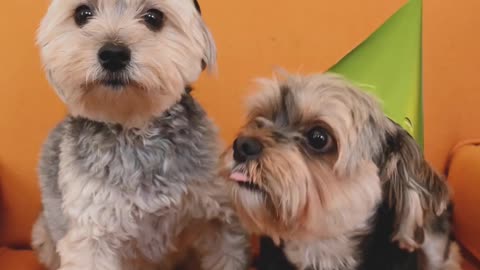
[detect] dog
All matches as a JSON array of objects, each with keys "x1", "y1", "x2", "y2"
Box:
[
  {"x1": 221, "y1": 72, "x2": 462, "y2": 270},
  {"x1": 31, "y1": 0, "x2": 249, "y2": 269}
]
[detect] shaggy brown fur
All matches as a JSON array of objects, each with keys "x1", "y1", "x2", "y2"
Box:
[{"x1": 222, "y1": 72, "x2": 461, "y2": 270}]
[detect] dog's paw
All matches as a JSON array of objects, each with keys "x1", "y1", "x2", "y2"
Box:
[
  {"x1": 393, "y1": 237, "x2": 420, "y2": 253},
  {"x1": 392, "y1": 225, "x2": 424, "y2": 253}
]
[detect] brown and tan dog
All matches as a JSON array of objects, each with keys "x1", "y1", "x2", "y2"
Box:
[{"x1": 222, "y1": 72, "x2": 462, "y2": 270}]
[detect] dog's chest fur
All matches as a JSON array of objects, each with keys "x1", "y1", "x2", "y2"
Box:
[
  {"x1": 256, "y1": 203, "x2": 419, "y2": 270},
  {"x1": 40, "y1": 94, "x2": 226, "y2": 262}
]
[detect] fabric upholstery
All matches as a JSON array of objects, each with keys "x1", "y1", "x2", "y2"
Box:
[
  {"x1": 448, "y1": 142, "x2": 480, "y2": 265},
  {"x1": 0, "y1": 248, "x2": 44, "y2": 270}
]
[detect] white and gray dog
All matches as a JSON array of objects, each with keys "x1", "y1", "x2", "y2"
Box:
[
  {"x1": 222, "y1": 73, "x2": 462, "y2": 270},
  {"x1": 31, "y1": 0, "x2": 249, "y2": 269}
]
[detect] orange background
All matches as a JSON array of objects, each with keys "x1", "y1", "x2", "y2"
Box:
[
  {"x1": 423, "y1": 0, "x2": 480, "y2": 172},
  {"x1": 194, "y1": 0, "x2": 406, "y2": 143},
  {"x1": 0, "y1": 1, "x2": 64, "y2": 247},
  {"x1": 0, "y1": 0, "x2": 479, "y2": 252},
  {"x1": 0, "y1": 0, "x2": 405, "y2": 247}
]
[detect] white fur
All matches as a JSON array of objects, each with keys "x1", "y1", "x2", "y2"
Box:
[
  {"x1": 392, "y1": 189, "x2": 424, "y2": 252},
  {"x1": 33, "y1": 1, "x2": 248, "y2": 269},
  {"x1": 422, "y1": 233, "x2": 462, "y2": 270},
  {"x1": 37, "y1": 0, "x2": 216, "y2": 128}
]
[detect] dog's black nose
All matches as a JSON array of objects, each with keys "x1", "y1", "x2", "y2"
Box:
[
  {"x1": 98, "y1": 43, "x2": 131, "y2": 72},
  {"x1": 233, "y1": 137, "x2": 263, "y2": 162}
]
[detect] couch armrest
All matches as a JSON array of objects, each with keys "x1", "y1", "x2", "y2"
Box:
[{"x1": 447, "y1": 142, "x2": 480, "y2": 263}]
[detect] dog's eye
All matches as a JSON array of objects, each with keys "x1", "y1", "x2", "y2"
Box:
[
  {"x1": 306, "y1": 127, "x2": 334, "y2": 153},
  {"x1": 143, "y1": 9, "x2": 165, "y2": 31},
  {"x1": 74, "y1": 5, "x2": 94, "y2": 27}
]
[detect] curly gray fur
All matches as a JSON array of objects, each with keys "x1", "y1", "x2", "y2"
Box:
[{"x1": 33, "y1": 94, "x2": 249, "y2": 270}]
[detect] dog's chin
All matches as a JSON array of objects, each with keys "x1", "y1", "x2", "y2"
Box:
[
  {"x1": 231, "y1": 178, "x2": 302, "y2": 242},
  {"x1": 101, "y1": 79, "x2": 129, "y2": 90},
  {"x1": 229, "y1": 168, "x2": 286, "y2": 234},
  {"x1": 81, "y1": 80, "x2": 131, "y2": 92},
  {"x1": 231, "y1": 184, "x2": 274, "y2": 234},
  {"x1": 65, "y1": 76, "x2": 181, "y2": 128},
  {"x1": 96, "y1": 76, "x2": 142, "y2": 91},
  {"x1": 80, "y1": 72, "x2": 140, "y2": 91}
]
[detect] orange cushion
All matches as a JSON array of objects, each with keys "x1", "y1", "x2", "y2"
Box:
[
  {"x1": 462, "y1": 247, "x2": 480, "y2": 270},
  {"x1": 448, "y1": 142, "x2": 480, "y2": 262},
  {"x1": 464, "y1": 259, "x2": 477, "y2": 270},
  {"x1": 0, "y1": 247, "x2": 44, "y2": 270}
]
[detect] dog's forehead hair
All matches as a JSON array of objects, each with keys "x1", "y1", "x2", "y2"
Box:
[
  {"x1": 85, "y1": 0, "x2": 144, "y2": 8},
  {"x1": 246, "y1": 83, "x2": 299, "y2": 127},
  {"x1": 276, "y1": 85, "x2": 297, "y2": 126},
  {"x1": 80, "y1": 0, "x2": 199, "y2": 12},
  {"x1": 250, "y1": 75, "x2": 376, "y2": 126}
]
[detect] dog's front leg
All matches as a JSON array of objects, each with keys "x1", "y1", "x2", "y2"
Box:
[{"x1": 57, "y1": 224, "x2": 123, "y2": 270}]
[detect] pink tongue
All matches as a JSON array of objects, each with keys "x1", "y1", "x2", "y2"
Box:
[{"x1": 229, "y1": 172, "x2": 249, "y2": 182}]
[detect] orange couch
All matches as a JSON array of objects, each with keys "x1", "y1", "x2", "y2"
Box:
[{"x1": 447, "y1": 143, "x2": 480, "y2": 270}]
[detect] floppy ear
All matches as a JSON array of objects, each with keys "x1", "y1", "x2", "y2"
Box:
[
  {"x1": 192, "y1": 0, "x2": 216, "y2": 72},
  {"x1": 193, "y1": 0, "x2": 202, "y2": 14},
  {"x1": 199, "y1": 22, "x2": 216, "y2": 72},
  {"x1": 377, "y1": 120, "x2": 450, "y2": 249}
]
